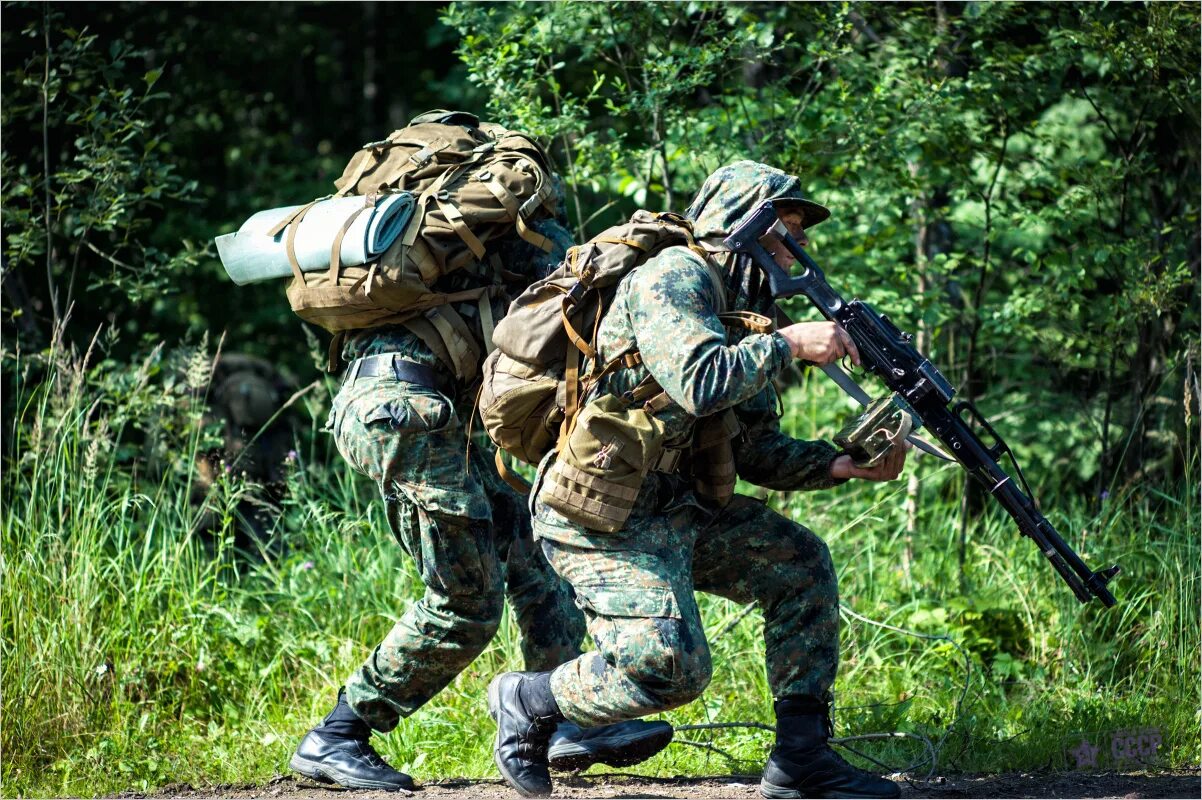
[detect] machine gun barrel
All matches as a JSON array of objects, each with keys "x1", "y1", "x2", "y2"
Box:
[{"x1": 723, "y1": 201, "x2": 1120, "y2": 607}]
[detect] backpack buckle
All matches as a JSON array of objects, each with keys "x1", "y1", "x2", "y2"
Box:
[
  {"x1": 564, "y1": 282, "x2": 587, "y2": 309},
  {"x1": 519, "y1": 181, "x2": 553, "y2": 218},
  {"x1": 409, "y1": 145, "x2": 436, "y2": 166},
  {"x1": 652, "y1": 447, "x2": 682, "y2": 473}
]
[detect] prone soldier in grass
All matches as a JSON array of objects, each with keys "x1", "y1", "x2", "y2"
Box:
[
  {"x1": 488, "y1": 161, "x2": 908, "y2": 799},
  {"x1": 190, "y1": 353, "x2": 296, "y2": 553},
  {"x1": 288, "y1": 112, "x2": 672, "y2": 792}
]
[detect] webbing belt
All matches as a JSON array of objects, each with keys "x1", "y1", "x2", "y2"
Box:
[{"x1": 344, "y1": 353, "x2": 452, "y2": 395}]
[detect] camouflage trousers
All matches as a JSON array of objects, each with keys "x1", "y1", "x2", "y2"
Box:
[
  {"x1": 329, "y1": 372, "x2": 586, "y2": 732},
  {"x1": 535, "y1": 495, "x2": 839, "y2": 728}
]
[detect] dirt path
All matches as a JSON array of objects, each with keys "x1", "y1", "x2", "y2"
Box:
[{"x1": 135, "y1": 770, "x2": 1199, "y2": 799}]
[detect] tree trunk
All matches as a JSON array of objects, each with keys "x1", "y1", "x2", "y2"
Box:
[{"x1": 362, "y1": 1, "x2": 381, "y2": 138}]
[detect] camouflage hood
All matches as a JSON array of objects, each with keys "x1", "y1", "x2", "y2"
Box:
[
  {"x1": 683, "y1": 161, "x2": 829, "y2": 313},
  {"x1": 684, "y1": 160, "x2": 829, "y2": 247}
]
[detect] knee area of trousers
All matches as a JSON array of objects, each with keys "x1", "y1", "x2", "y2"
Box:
[
  {"x1": 670, "y1": 639, "x2": 713, "y2": 702},
  {"x1": 811, "y1": 538, "x2": 837, "y2": 586},
  {"x1": 441, "y1": 585, "x2": 504, "y2": 639},
  {"x1": 778, "y1": 529, "x2": 837, "y2": 589},
  {"x1": 449, "y1": 605, "x2": 502, "y2": 649},
  {"x1": 617, "y1": 618, "x2": 712, "y2": 706}
]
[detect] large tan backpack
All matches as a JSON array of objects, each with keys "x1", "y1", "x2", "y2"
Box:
[
  {"x1": 478, "y1": 211, "x2": 727, "y2": 482},
  {"x1": 282, "y1": 110, "x2": 559, "y2": 378}
]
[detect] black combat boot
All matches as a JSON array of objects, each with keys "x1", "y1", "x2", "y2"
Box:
[
  {"x1": 289, "y1": 688, "x2": 415, "y2": 792},
  {"x1": 547, "y1": 719, "x2": 675, "y2": 772},
  {"x1": 488, "y1": 671, "x2": 564, "y2": 797},
  {"x1": 760, "y1": 696, "x2": 900, "y2": 799}
]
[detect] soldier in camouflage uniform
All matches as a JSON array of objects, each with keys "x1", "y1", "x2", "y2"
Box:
[
  {"x1": 489, "y1": 162, "x2": 907, "y2": 799},
  {"x1": 191, "y1": 353, "x2": 295, "y2": 554},
  {"x1": 290, "y1": 205, "x2": 673, "y2": 792}
]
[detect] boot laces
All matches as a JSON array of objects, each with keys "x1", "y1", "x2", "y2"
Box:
[
  {"x1": 353, "y1": 740, "x2": 393, "y2": 770},
  {"x1": 517, "y1": 715, "x2": 558, "y2": 760}
]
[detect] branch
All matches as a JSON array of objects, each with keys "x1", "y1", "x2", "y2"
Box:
[
  {"x1": 581, "y1": 200, "x2": 619, "y2": 231},
  {"x1": 670, "y1": 738, "x2": 738, "y2": 761},
  {"x1": 42, "y1": 5, "x2": 59, "y2": 326},
  {"x1": 848, "y1": 10, "x2": 883, "y2": 44},
  {"x1": 84, "y1": 239, "x2": 137, "y2": 272},
  {"x1": 224, "y1": 377, "x2": 322, "y2": 476},
  {"x1": 1080, "y1": 84, "x2": 1127, "y2": 161},
  {"x1": 65, "y1": 225, "x2": 91, "y2": 313}
]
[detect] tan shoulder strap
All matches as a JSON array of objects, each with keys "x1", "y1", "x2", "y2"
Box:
[
  {"x1": 495, "y1": 449, "x2": 533, "y2": 494},
  {"x1": 666, "y1": 237, "x2": 730, "y2": 317},
  {"x1": 717, "y1": 310, "x2": 775, "y2": 334},
  {"x1": 335, "y1": 148, "x2": 385, "y2": 197},
  {"x1": 424, "y1": 306, "x2": 481, "y2": 382},
  {"x1": 558, "y1": 342, "x2": 582, "y2": 449}
]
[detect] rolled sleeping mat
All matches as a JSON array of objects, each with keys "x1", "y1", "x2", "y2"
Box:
[{"x1": 214, "y1": 192, "x2": 416, "y2": 285}]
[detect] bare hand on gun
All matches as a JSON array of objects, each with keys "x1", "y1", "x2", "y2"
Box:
[
  {"x1": 829, "y1": 441, "x2": 910, "y2": 481},
  {"x1": 777, "y1": 321, "x2": 861, "y2": 367}
]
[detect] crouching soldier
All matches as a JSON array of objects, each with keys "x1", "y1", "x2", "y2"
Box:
[{"x1": 489, "y1": 162, "x2": 907, "y2": 799}]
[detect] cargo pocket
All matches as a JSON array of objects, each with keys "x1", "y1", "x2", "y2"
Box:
[
  {"x1": 540, "y1": 394, "x2": 667, "y2": 533},
  {"x1": 333, "y1": 381, "x2": 457, "y2": 484},
  {"x1": 576, "y1": 585, "x2": 689, "y2": 694},
  {"x1": 579, "y1": 585, "x2": 681, "y2": 619},
  {"x1": 387, "y1": 498, "x2": 491, "y2": 598},
  {"x1": 361, "y1": 387, "x2": 455, "y2": 434}
]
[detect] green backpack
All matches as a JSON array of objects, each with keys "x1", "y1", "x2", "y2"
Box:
[{"x1": 284, "y1": 110, "x2": 558, "y2": 378}]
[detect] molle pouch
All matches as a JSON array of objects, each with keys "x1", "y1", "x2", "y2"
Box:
[
  {"x1": 834, "y1": 395, "x2": 914, "y2": 468},
  {"x1": 540, "y1": 394, "x2": 667, "y2": 533},
  {"x1": 690, "y1": 409, "x2": 742, "y2": 507}
]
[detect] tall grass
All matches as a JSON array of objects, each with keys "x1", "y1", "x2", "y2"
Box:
[{"x1": 2, "y1": 339, "x2": 1198, "y2": 797}]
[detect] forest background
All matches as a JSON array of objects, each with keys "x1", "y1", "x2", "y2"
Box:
[{"x1": 1, "y1": 1, "x2": 1199, "y2": 797}]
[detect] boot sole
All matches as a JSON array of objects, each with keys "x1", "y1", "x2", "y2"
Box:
[
  {"x1": 547, "y1": 723, "x2": 675, "y2": 772},
  {"x1": 288, "y1": 754, "x2": 414, "y2": 792},
  {"x1": 760, "y1": 778, "x2": 899, "y2": 799},
  {"x1": 488, "y1": 676, "x2": 552, "y2": 799}
]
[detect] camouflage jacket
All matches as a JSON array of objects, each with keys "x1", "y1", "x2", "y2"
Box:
[{"x1": 549, "y1": 162, "x2": 843, "y2": 525}]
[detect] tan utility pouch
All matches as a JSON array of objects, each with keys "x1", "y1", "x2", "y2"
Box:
[
  {"x1": 541, "y1": 394, "x2": 668, "y2": 533},
  {"x1": 478, "y1": 350, "x2": 564, "y2": 465}
]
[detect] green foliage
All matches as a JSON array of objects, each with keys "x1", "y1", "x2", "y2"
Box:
[
  {"x1": 1, "y1": 342, "x2": 1197, "y2": 796},
  {"x1": 1, "y1": 1, "x2": 466, "y2": 358},
  {"x1": 443, "y1": 0, "x2": 1199, "y2": 492},
  {"x1": 1, "y1": 7, "x2": 204, "y2": 311},
  {"x1": 1, "y1": 1, "x2": 1199, "y2": 795}
]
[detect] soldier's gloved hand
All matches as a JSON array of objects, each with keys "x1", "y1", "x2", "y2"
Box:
[
  {"x1": 830, "y1": 441, "x2": 910, "y2": 481},
  {"x1": 777, "y1": 321, "x2": 860, "y2": 367}
]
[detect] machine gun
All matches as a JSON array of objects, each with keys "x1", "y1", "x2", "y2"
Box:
[{"x1": 724, "y1": 201, "x2": 1120, "y2": 607}]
